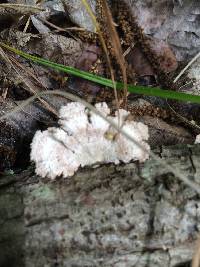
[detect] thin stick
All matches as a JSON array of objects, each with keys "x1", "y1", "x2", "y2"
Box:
[
  {"x1": 0, "y1": 3, "x2": 44, "y2": 12},
  {"x1": 81, "y1": 0, "x2": 120, "y2": 125},
  {"x1": 174, "y1": 51, "x2": 200, "y2": 83}
]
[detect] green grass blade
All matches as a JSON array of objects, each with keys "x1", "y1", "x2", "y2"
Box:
[{"x1": 1, "y1": 42, "x2": 200, "y2": 104}]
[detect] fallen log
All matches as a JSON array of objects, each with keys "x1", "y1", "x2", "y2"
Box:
[{"x1": 0, "y1": 144, "x2": 200, "y2": 267}]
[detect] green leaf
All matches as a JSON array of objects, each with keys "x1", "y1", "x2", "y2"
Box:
[{"x1": 1, "y1": 42, "x2": 200, "y2": 104}]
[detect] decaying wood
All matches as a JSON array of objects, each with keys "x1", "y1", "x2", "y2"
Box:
[{"x1": 1, "y1": 144, "x2": 200, "y2": 267}]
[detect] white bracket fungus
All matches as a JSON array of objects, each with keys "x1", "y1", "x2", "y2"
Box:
[
  {"x1": 31, "y1": 102, "x2": 150, "y2": 179},
  {"x1": 195, "y1": 134, "x2": 200, "y2": 144}
]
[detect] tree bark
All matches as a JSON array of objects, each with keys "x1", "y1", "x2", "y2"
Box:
[{"x1": 1, "y1": 144, "x2": 200, "y2": 267}]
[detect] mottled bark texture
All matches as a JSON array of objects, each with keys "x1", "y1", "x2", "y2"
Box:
[{"x1": 1, "y1": 144, "x2": 200, "y2": 267}]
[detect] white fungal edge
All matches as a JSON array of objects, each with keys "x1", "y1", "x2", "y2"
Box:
[
  {"x1": 30, "y1": 102, "x2": 150, "y2": 179},
  {"x1": 195, "y1": 134, "x2": 200, "y2": 144}
]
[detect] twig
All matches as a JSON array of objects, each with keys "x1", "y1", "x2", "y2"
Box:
[
  {"x1": 81, "y1": 0, "x2": 120, "y2": 125},
  {"x1": 174, "y1": 51, "x2": 200, "y2": 83},
  {"x1": 0, "y1": 3, "x2": 44, "y2": 12}
]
